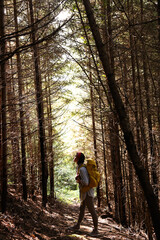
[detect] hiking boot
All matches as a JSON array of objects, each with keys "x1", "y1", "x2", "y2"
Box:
[
  {"x1": 89, "y1": 229, "x2": 99, "y2": 236},
  {"x1": 68, "y1": 224, "x2": 80, "y2": 231}
]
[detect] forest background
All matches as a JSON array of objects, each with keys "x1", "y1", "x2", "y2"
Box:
[{"x1": 0, "y1": 0, "x2": 160, "y2": 239}]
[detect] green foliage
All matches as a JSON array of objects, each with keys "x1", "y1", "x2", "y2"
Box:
[
  {"x1": 55, "y1": 156, "x2": 78, "y2": 192},
  {"x1": 56, "y1": 188, "x2": 79, "y2": 204},
  {"x1": 54, "y1": 155, "x2": 79, "y2": 203}
]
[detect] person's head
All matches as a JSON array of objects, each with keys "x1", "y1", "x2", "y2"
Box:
[{"x1": 74, "y1": 152, "x2": 85, "y2": 165}]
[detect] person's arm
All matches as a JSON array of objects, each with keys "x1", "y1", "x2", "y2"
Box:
[{"x1": 79, "y1": 167, "x2": 89, "y2": 186}]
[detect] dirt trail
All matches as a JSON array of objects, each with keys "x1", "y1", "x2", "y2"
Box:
[
  {"x1": 0, "y1": 190, "x2": 148, "y2": 240},
  {"x1": 63, "y1": 203, "x2": 148, "y2": 240}
]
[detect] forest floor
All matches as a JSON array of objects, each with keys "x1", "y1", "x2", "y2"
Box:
[{"x1": 0, "y1": 188, "x2": 149, "y2": 240}]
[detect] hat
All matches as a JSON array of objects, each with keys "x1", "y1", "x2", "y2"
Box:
[{"x1": 76, "y1": 152, "x2": 82, "y2": 159}]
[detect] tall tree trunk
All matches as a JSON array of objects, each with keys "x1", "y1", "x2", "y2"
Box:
[
  {"x1": 102, "y1": 0, "x2": 125, "y2": 216},
  {"x1": 89, "y1": 59, "x2": 101, "y2": 207},
  {"x1": 140, "y1": 0, "x2": 158, "y2": 197},
  {"x1": 25, "y1": 114, "x2": 35, "y2": 199},
  {"x1": 142, "y1": 50, "x2": 158, "y2": 194},
  {"x1": 13, "y1": 0, "x2": 27, "y2": 199},
  {"x1": 46, "y1": 75, "x2": 54, "y2": 198},
  {"x1": 119, "y1": 53, "x2": 137, "y2": 226},
  {"x1": 128, "y1": 160, "x2": 136, "y2": 224},
  {"x1": 109, "y1": 118, "x2": 118, "y2": 221},
  {"x1": 82, "y1": 1, "x2": 160, "y2": 238},
  {"x1": 158, "y1": 0, "x2": 160, "y2": 50},
  {"x1": 98, "y1": 81, "x2": 110, "y2": 208},
  {"x1": 7, "y1": 72, "x2": 21, "y2": 188},
  {"x1": 158, "y1": 0, "x2": 160, "y2": 105},
  {"x1": 134, "y1": 41, "x2": 149, "y2": 172},
  {"x1": 28, "y1": 0, "x2": 48, "y2": 207},
  {"x1": 0, "y1": 88, "x2": 1, "y2": 196},
  {"x1": 110, "y1": 117, "x2": 127, "y2": 226},
  {"x1": 129, "y1": 30, "x2": 141, "y2": 150},
  {"x1": 158, "y1": 0, "x2": 160, "y2": 201},
  {"x1": 0, "y1": 0, "x2": 7, "y2": 213}
]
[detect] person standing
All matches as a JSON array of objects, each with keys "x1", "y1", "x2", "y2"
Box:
[{"x1": 70, "y1": 152, "x2": 98, "y2": 236}]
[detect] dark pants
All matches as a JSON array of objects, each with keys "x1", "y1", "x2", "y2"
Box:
[{"x1": 77, "y1": 194, "x2": 98, "y2": 230}]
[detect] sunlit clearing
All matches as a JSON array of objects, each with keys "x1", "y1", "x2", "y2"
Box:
[{"x1": 57, "y1": 9, "x2": 71, "y2": 21}]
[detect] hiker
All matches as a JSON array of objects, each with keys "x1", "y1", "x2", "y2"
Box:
[{"x1": 70, "y1": 152, "x2": 98, "y2": 236}]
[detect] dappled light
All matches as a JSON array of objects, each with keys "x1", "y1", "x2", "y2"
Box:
[
  {"x1": 0, "y1": 0, "x2": 160, "y2": 239},
  {"x1": 0, "y1": 189, "x2": 148, "y2": 239}
]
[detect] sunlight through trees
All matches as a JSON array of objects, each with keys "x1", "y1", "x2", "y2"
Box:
[{"x1": 0, "y1": 0, "x2": 160, "y2": 239}]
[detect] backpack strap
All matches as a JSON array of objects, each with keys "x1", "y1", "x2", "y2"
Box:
[
  {"x1": 77, "y1": 164, "x2": 91, "y2": 193},
  {"x1": 77, "y1": 164, "x2": 86, "y2": 174}
]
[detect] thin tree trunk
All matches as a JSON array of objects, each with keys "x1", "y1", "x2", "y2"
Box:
[
  {"x1": 108, "y1": 118, "x2": 117, "y2": 219},
  {"x1": 109, "y1": 117, "x2": 127, "y2": 226},
  {"x1": 82, "y1": 1, "x2": 160, "y2": 238},
  {"x1": 28, "y1": 0, "x2": 48, "y2": 207},
  {"x1": 101, "y1": 0, "x2": 119, "y2": 212},
  {"x1": 98, "y1": 81, "x2": 110, "y2": 208},
  {"x1": 100, "y1": 108, "x2": 109, "y2": 208},
  {"x1": 103, "y1": 0, "x2": 127, "y2": 223},
  {"x1": 128, "y1": 160, "x2": 137, "y2": 225},
  {"x1": 0, "y1": 90, "x2": 1, "y2": 196},
  {"x1": 140, "y1": 0, "x2": 158, "y2": 197},
  {"x1": 0, "y1": 0, "x2": 7, "y2": 213},
  {"x1": 134, "y1": 41, "x2": 149, "y2": 178},
  {"x1": 89, "y1": 59, "x2": 101, "y2": 207},
  {"x1": 25, "y1": 115, "x2": 35, "y2": 199},
  {"x1": 13, "y1": 0, "x2": 27, "y2": 199},
  {"x1": 112, "y1": 118, "x2": 127, "y2": 226},
  {"x1": 142, "y1": 50, "x2": 158, "y2": 194},
  {"x1": 158, "y1": 0, "x2": 160, "y2": 128},
  {"x1": 46, "y1": 75, "x2": 54, "y2": 198},
  {"x1": 129, "y1": 33, "x2": 141, "y2": 149},
  {"x1": 7, "y1": 73, "x2": 21, "y2": 188},
  {"x1": 119, "y1": 52, "x2": 137, "y2": 226},
  {"x1": 7, "y1": 43, "x2": 18, "y2": 187}
]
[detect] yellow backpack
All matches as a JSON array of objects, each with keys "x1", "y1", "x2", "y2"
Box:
[{"x1": 79, "y1": 159, "x2": 100, "y2": 193}]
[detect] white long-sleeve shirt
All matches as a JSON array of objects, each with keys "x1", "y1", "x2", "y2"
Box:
[{"x1": 78, "y1": 165, "x2": 94, "y2": 201}]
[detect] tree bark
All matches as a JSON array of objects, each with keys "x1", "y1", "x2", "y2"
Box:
[
  {"x1": 0, "y1": 88, "x2": 1, "y2": 197},
  {"x1": 46, "y1": 75, "x2": 54, "y2": 198},
  {"x1": 13, "y1": 0, "x2": 27, "y2": 200},
  {"x1": 82, "y1": 0, "x2": 160, "y2": 238},
  {"x1": 109, "y1": 117, "x2": 127, "y2": 226},
  {"x1": 140, "y1": 0, "x2": 158, "y2": 196},
  {"x1": 0, "y1": 0, "x2": 7, "y2": 213},
  {"x1": 89, "y1": 60, "x2": 101, "y2": 207},
  {"x1": 158, "y1": 0, "x2": 160, "y2": 48},
  {"x1": 7, "y1": 69, "x2": 21, "y2": 188},
  {"x1": 28, "y1": 0, "x2": 48, "y2": 207}
]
